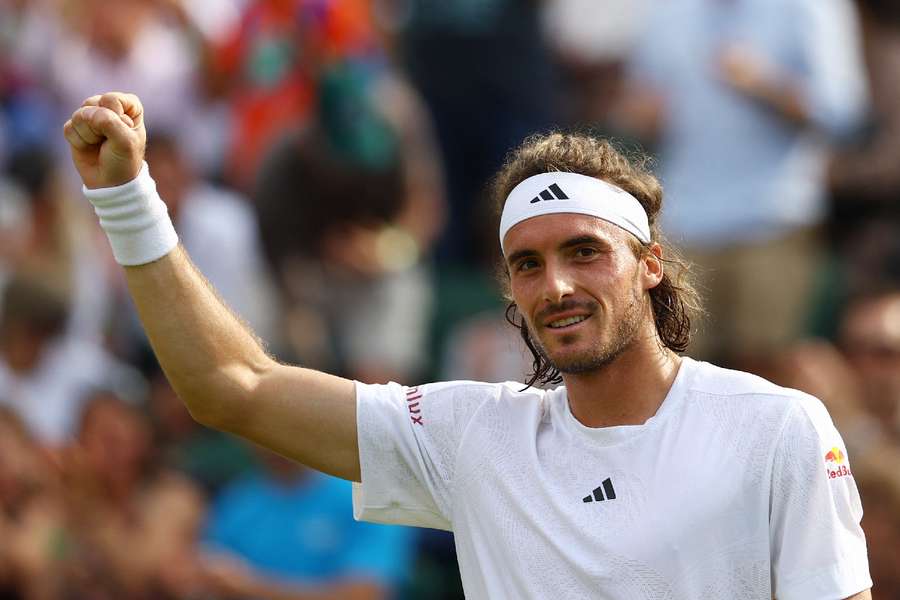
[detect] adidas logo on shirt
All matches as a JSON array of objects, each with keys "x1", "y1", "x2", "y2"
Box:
[
  {"x1": 530, "y1": 183, "x2": 570, "y2": 204},
  {"x1": 582, "y1": 478, "x2": 616, "y2": 503}
]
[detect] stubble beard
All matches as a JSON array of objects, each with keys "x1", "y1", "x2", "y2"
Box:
[{"x1": 536, "y1": 288, "x2": 645, "y2": 375}]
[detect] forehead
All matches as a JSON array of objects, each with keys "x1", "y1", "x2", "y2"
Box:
[{"x1": 502, "y1": 213, "x2": 629, "y2": 256}]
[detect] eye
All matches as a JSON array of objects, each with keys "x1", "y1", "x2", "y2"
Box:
[
  {"x1": 575, "y1": 246, "x2": 598, "y2": 258},
  {"x1": 516, "y1": 258, "x2": 539, "y2": 272}
]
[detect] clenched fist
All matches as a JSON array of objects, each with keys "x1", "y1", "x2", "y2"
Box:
[{"x1": 63, "y1": 92, "x2": 146, "y2": 189}]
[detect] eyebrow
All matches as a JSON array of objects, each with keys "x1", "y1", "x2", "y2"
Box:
[{"x1": 505, "y1": 234, "x2": 612, "y2": 266}]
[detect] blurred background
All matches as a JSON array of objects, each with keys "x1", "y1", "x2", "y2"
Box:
[{"x1": 1, "y1": 0, "x2": 899, "y2": 598}]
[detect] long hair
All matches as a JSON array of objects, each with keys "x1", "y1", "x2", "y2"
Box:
[{"x1": 491, "y1": 132, "x2": 703, "y2": 388}]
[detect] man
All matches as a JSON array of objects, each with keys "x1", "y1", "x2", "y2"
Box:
[{"x1": 63, "y1": 92, "x2": 872, "y2": 599}]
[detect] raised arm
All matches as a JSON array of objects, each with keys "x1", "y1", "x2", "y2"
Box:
[{"x1": 63, "y1": 92, "x2": 361, "y2": 481}]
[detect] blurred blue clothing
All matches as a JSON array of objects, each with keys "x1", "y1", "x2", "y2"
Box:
[
  {"x1": 629, "y1": 0, "x2": 868, "y2": 247},
  {"x1": 204, "y1": 470, "x2": 415, "y2": 589}
]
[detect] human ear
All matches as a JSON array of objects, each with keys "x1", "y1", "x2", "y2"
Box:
[{"x1": 642, "y1": 243, "x2": 664, "y2": 290}]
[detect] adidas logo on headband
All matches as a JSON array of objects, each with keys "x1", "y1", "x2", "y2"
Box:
[
  {"x1": 530, "y1": 183, "x2": 570, "y2": 204},
  {"x1": 500, "y1": 172, "x2": 652, "y2": 251}
]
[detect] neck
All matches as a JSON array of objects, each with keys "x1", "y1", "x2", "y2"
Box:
[{"x1": 562, "y1": 330, "x2": 682, "y2": 428}]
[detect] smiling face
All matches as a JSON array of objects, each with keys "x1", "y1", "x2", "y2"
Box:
[{"x1": 504, "y1": 214, "x2": 661, "y2": 375}]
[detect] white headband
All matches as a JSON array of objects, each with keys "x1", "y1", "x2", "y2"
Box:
[{"x1": 499, "y1": 172, "x2": 651, "y2": 253}]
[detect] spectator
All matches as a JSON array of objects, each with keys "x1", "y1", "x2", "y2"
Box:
[
  {"x1": 618, "y1": 0, "x2": 869, "y2": 365},
  {"x1": 255, "y1": 60, "x2": 443, "y2": 383},
  {"x1": 202, "y1": 450, "x2": 414, "y2": 599},
  {"x1": 63, "y1": 390, "x2": 206, "y2": 599},
  {"x1": 0, "y1": 272, "x2": 144, "y2": 448},
  {"x1": 541, "y1": 0, "x2": 652, "y2": 125},
  {"x1": 205, "y1": 0, "x2": 382, "y2": 189}
]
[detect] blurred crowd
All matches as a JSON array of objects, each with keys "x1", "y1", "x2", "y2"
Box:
[{"x1": 1, "y1": 0, "x2": 899, "y2": 598}]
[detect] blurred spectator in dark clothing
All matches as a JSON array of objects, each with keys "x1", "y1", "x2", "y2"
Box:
[
  {"x1": 202, "y1": 451, "x2": 414, "y2": 600},
  {"x1": 255, "y1": 59, "x2": 443, "y2": 383},
  {"x1": 0, "y1": 272, "x2": 143, "y2": 449},
  {"x1": 618, "y1": 0, "x2": 869, "y2": 366},
  {"x1": 830, "y1": 0, "x2": 900, "y2": 207},
  {"x1": 827, "y1": 0, "x2": 900, "y2": 315},
  {"x1": 386, "y1": 0, "x2": 560, "y2": 266}
]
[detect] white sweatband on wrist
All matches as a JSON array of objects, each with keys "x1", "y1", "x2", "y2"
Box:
[
  {"x1": 83, "y1": 161, "x2": 179, "y2": 266},
  {"x1": 499, "y1": 172, "x2": 651, "y2": 253}
]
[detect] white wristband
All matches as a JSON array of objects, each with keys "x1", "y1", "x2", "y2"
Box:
[{"x1": 83, "y1": 162, "x2": 179, "y2": 266}]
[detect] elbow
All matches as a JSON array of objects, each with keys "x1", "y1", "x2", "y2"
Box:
[{"x1": 178, "y1": 358, "x2": 275, "y2": 432}]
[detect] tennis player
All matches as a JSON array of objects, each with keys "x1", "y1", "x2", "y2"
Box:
[{"x1": 64, "y1": 92, "x2": 872, "y2": 599}]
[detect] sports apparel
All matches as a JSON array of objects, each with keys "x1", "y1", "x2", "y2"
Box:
[
  {"x1": 499, "y1": 172, "x2": 651, "y2": 250},
  {"x1": 82, "y1": 162, "x2": 178, "y2": 266},
  {"x1": 353, "y1": 357, "x2": 871, "y2": 599}
]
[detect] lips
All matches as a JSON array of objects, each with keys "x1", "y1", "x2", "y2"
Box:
[
  {"x1": 547, "y1": 314, "x2": 589, "y2": 329},
  {"x1": 542, "y1": 309, "x2": 593, "y2": 330}
]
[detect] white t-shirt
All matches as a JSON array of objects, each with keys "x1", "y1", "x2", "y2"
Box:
[{"x1": 353, "y1": 358, "x2": 871, "y2": 599}]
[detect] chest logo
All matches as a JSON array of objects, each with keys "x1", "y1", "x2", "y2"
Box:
[{"x1": 582, "y1": 478, "x2": 616, "y2": 503}]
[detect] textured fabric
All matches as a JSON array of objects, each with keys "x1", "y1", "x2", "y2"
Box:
[
  {"x1": 353, "y1": 358, "x2": 871, "y2": 599},
  {"x1": 83, "y1": 162, "x2": 179, "y2": 266}
]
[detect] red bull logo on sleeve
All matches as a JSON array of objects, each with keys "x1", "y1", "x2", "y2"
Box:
[{"x1": 824, "y1": 446, "x2": 852, "y2": 479}]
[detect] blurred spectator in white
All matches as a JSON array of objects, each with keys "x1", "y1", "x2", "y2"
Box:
[
  {"x1": 47, "y1": 0, "x2": 204, "y2": 168},
  {"x1": 541, "y1": 0, "x2": 652, "y2": 124},
  {"x1": 145, "y1": 130, "x2": 282, "y2": 348},
  {"x1": 0, "y1": 272, "x2": 144, "y2": 449},
  {"x1": 618, "y1": 0, "x2": 869, "y2": 364},
  {"x1": 201, "y1": 451, "x2": 414, "y2": 600}
]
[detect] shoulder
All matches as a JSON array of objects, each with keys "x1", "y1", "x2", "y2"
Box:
[{"x1": 685, "y1": 358, "x2": 829, "y2": 430}]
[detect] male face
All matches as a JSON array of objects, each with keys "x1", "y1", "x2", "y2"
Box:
[{"x1": 504, "y1": 213, "x2": 655, "y2": 375}]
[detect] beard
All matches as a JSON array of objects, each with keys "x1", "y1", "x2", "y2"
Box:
[{"x1": 533, "y1": 288, "x2": 645, "y2": 375}]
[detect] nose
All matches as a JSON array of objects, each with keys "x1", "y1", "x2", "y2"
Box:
[{"x1": 542, "y1": 261, "x2": 575, "y2": 304}]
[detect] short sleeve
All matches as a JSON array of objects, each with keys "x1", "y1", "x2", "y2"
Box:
[
  {"x1": 769, "y1": 396, "x2": 872, "y2": 600},
  {"x1": 352, "y1": 380, "x2": 499, "y2": 531}
]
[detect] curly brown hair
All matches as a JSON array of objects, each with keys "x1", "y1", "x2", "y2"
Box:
[{"x1": 491, "y1": 132, "x2": 703, "y2": 387}]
